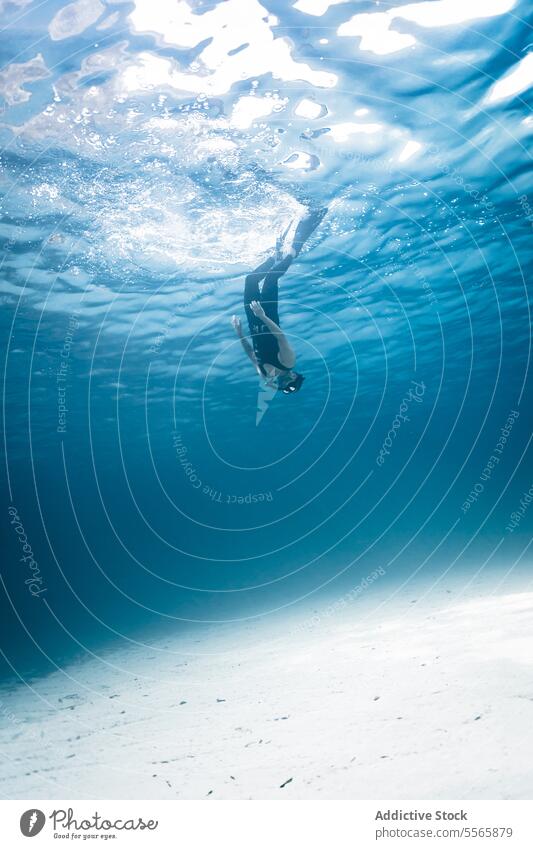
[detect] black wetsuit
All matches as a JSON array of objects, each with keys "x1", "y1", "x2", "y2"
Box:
[{"x1": 244, "y1": 254, "x2": 293, "y2": 377}]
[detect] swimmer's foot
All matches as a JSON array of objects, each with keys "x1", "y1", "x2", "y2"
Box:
[
  {"x1": 290, "y1": 206, "x2": 328, "y2": 257},
  {"x1": 275, "y1": 219, "x2": 295, "y2": 261}
]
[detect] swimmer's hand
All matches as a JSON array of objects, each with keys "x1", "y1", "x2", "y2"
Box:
[
  {"x1": 231, "y1": 315, "x2": 243, "y2": 336},
  {"x1": 250, "y1": 300, "x2": 266, "y2": 319}
]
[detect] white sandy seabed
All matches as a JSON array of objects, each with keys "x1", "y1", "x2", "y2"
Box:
[{"x1": 1, "y1": 570, "x2": 532, "y2": 800}]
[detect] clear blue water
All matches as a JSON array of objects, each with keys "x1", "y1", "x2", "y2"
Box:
[{"x1": 1, "y1": 0, "x2": 531, "y2": 679}]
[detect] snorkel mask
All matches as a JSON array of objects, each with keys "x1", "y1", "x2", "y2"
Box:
[{"x1": 277, "y1": 372, "x2": 305, "y2": 394}]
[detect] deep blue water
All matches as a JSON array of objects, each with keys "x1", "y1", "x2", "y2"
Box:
[{"x1": 1, "y1": 0, "x2": 532, "y2": 680}]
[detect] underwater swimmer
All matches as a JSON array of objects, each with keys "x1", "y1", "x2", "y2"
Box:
[{"x1": 231, "y1": 208, "x2": 326, "y2": 394}]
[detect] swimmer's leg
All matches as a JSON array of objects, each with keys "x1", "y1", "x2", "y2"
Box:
[
  {"x1": 244, "y1": 256, "x2": 276, "y2": 334},
  {"x1": 244, "y1": 256, "x2": 277, "y2": 302},
  {"x1": 259, "y1": 208, "x2": 327, "y2": 321},
  {"x1": 259, "y1": 255, "x2": 294, "y2": 324}
]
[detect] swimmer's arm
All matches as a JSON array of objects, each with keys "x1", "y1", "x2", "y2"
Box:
[
  {"x1": 258, "y1": 316, "x2": 296, "y2": 369},
  {"x1": 240, "y1": 336, "x2": 259, "y2": 366},
  {"x1": 231, "y1": 315, "x2": 262, "y2": 374},
  {"x1": 241, "y1": 338, "x2": 263, "y2": 376}
]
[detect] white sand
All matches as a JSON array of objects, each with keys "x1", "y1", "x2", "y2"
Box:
[{"x1": 1, "y1": 577, "x2": 532, "y2": 800}]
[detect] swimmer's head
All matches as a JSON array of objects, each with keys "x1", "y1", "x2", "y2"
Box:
[{"x1": 276, "y1": 371, "x2": 305, "y2": 394}]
